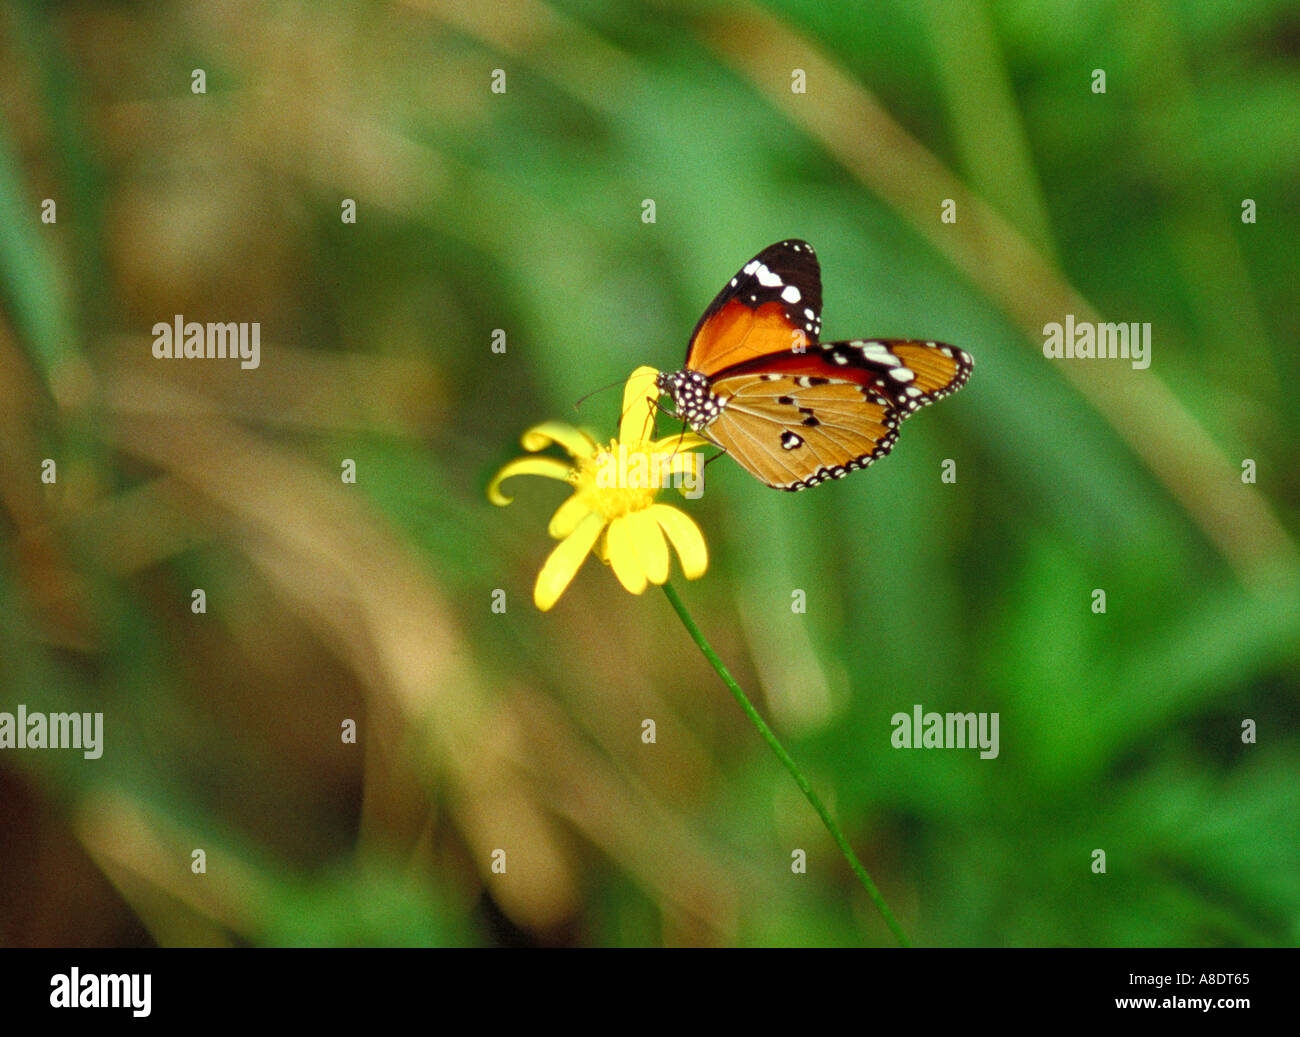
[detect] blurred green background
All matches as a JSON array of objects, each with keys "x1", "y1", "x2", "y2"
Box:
[{"x1": 1, "y1": 0, "x2": 1297, "y2": 947}]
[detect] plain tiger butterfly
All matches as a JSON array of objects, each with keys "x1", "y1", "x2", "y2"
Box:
[{"x1": 655, "y1": 240, "x2": 973, "y2": 491}]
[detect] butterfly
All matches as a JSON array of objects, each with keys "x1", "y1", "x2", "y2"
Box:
[{"x1": 655, "y1": 240, "x2": 973, "y2": 491}]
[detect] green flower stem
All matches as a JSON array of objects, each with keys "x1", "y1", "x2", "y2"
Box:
[{"x1": 661, "y1": 580, "x2": 911, "y2": 947}]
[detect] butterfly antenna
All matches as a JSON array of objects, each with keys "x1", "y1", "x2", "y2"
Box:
[
  {"x1": 571, "y1": 376, "x2": 629, "y2": 417},
  {"x1": 605, "y1": 385, "x2": 668, "y2": 444}
]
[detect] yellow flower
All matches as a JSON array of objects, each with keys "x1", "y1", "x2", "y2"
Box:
[{"x1": 489, "y1": 366, "x2": 710, "y2": 610}]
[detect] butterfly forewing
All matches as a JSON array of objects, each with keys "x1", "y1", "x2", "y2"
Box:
[
  {"x1": 704, "y1": 372, "x2": 900, "y2": 491},
  {"x1": 683, "y1": 240, "x2": 823, "y2": 376}
]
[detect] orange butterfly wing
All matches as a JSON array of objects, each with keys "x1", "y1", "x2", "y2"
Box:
[
  {"x1": 703, "y1": 370, "x2": 899, "y2": 490},
  {"x1": 723, "y1": 338, "x2": 974, "y2": 416},
  {"x1": 683, "y1": 240, "x2": 822, "y2": 376}
]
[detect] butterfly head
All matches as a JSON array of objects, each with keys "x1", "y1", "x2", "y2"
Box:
[{"x1": 656, "y1": 369, "x2": 722, "y2": 432}]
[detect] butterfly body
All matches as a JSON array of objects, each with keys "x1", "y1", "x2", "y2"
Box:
[{"x1": 656, "y1": 240, "x2": 972, "y2": 491}]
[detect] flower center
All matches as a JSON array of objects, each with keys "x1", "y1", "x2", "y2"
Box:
[{"x1": 574, "y1": 441, "x2": 660, "y2": 520}]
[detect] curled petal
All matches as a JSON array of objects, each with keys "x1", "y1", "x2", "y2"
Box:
[
  {"x1": 647, "y1": 503, "x2": 708, "y2": 579},
  {"x1": 619, "y1": 366, "x2": 662, "y2": 445},
  {"x1": 547, "y1": 492, "x2": 592, "y2": 540},
  {"x1": 657, "y1": 448, "x2": 703, "y2": 483},
  {"x1": 669, "y1": 457, "x2": 706, "y2": 501},
  {"x1": 520, "y1": 422, "x2": 597, "y2": 459},
  {"x1": 605, "y1": 515, "x2": 649, "y2": 595},
  {"x1": 652, "y1": 430, "x2": 710, "y2": 453},
  {"x1": 488, "y1": 457, "x2": 574, "y2": 505},
  {"x1": 535, "y1": 511, "x2": 606, "y2": 610}
]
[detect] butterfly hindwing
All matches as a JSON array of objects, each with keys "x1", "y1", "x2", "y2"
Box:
[
  {"x1": 683, "y1": 240, "x2": 823, "y2": 377},
  {"x1": 815, "y1": 338, "x2": 974, "y2": 414},
  {"x1": 711, "y1": 338, "x2": 971, "y2": 420},
  {"x1": 702, "y1": 370, "x2": 900, "y2": 491}
]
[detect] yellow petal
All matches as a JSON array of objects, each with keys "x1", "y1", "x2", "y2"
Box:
[
  {"x1": 547, "y1": 492, "x2": 591, "y2": 540},
  {"x1": 623, "y1": 508, "x2": 669, "y2": 585},
  {"x1": 521, "y1": 422, "x2": 597, "y2": 459},
  {"x1": 488, "y1": 457, "x2": 574, "y2": 505},
  {"x1": 658, "y1": 449, "x2": 702, "y2": 478},
  {"x1": 652, "y1": 430, "x2": 710, "y2": 453},
  {"x1": 605, "y1": 515, "x2": 649, "y2": 595},
  {"x1": 534, "y1": 511, "x2": 605, "y2": 610},
  {"x1": 666, "y1": 451, "x2": 706, "y2": 500},
  {"x1": 647, "y1": 503, "x2": 708, "y2": 579},
  {"x1": 619, "y1": 366, "x2": 662, "y2": 445}
]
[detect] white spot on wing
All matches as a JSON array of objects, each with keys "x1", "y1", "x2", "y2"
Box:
[{"x1": 859, "y1": 342, "x2": 900, "y2": 365}]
